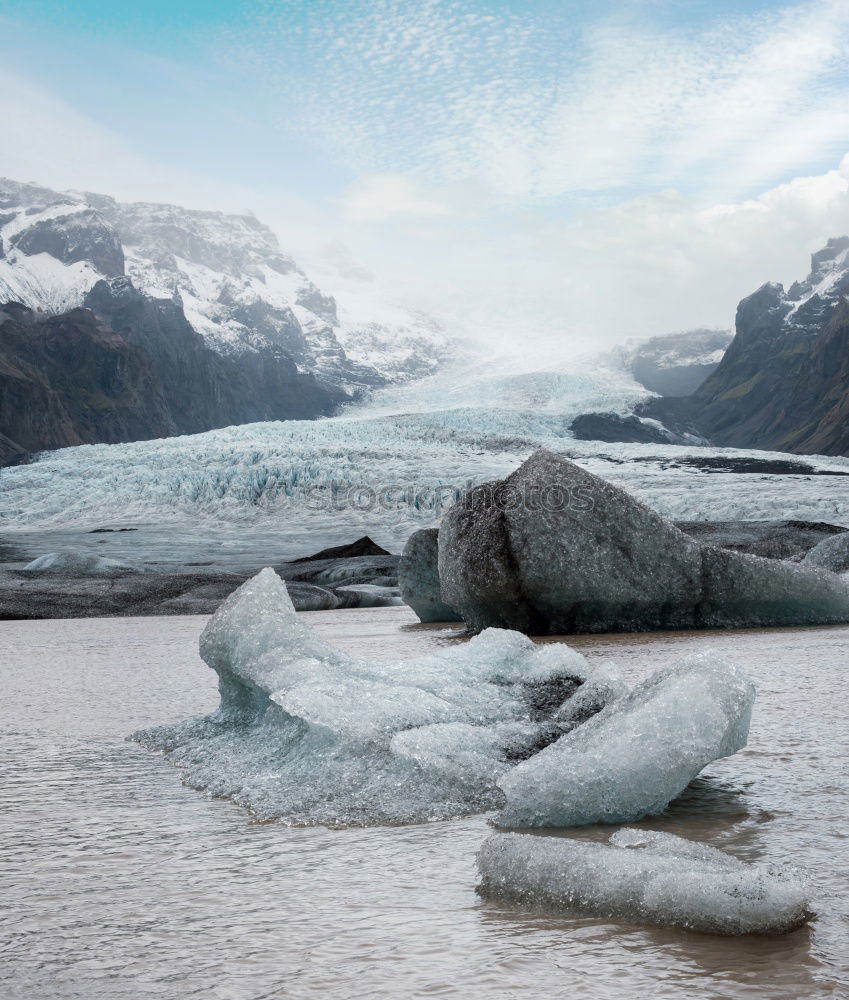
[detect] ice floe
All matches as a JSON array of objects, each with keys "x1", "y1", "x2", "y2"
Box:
[
  {"x1": 135, "y1": 568, "x2": 757, "y2": 830},
  {"x1": 496, "y1": 652, "x2": 754, "y2": 828},
  {"x1": 134, "y1": 568, "x2": 618, "y2": 825},
  {"x1": 477, "y1": 829, "x2": 811, "y2": 935}
]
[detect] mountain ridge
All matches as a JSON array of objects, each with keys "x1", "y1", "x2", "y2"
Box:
[
  {"x1": 0, "y1": 177, "x2": 449, "y2": 392},
  {"x1": 639, "y1": 236, "x2": 849, "y2": 456}
]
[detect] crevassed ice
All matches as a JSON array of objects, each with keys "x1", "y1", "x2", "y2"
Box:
[
  {"x1": 5, "y1": 355, "x2": 849, "y2": 542},
  {"x1": 476, "y1": 830, "x2": 811, "y2": 935},
  {"x1": 496, "y1": 652, "x2": 755, "y2": 828},
  {"x1": 133, "y1": 568, "x2": 617, "y2": 826}
]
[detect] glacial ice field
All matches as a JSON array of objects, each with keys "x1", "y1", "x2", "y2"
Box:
[{"x1": 3, "y1": 356, "x2": 849, "y2": 560}]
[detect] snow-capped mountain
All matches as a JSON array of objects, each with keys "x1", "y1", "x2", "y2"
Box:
[
  {"x1": 0, "y1": 178, "x2": 449, "y2": 391},
  {"x1": 642, "y1": 236, "x2": 849, "y2": 455},
  {"x1": 617, "y1": 328, "x2": 733, "y2": 397}
]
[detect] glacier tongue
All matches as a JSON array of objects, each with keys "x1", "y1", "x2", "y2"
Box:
[
  {"x1": 496, "y1": 651, "x2": 755, "y2": 828},
  {"x1": 476, "y1": 830, "x2": 811, "y2": 935},
  {"x1": 134, "y1": 568, "x2": 619, "y2": 825}
]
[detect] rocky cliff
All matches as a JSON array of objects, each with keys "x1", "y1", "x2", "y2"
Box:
[
  {"x1": 641, "y1": 237, "x2": 849, "y2": 456},
  {"x1": 0, "y1": 177, "x2": 448, "y2": 389},
  {"x1": 0, "y1": 177, "x2": 450, "y2": 463},
  {"x1": 0, "y1": 282, "x2": 342, "y2": 464}
]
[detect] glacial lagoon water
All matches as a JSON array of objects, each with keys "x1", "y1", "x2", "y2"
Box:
[{"x1": 2, "y1": 607, "x2": 849, "y2": 999}]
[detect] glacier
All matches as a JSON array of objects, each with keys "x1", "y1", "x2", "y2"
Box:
[
  {"x1": 476, "y1": 830, "x2": 811, "y2": 935},
  {"x1": 133, "y1": 567, "x2": 626, "y2": 825},
  {"x1": 4, "y1": 354, "x2": 849, "y2": 559},
  {"x1": 496, "y1": 652, "x2": 754, "y2": 828}
]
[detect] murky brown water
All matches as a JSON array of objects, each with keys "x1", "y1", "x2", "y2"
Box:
[{"x1": 2, "y1": 607, "x2": 848, "y2": 999}]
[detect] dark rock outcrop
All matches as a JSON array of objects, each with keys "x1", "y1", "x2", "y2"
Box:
[
  {"x1": 641, "y1": 238, "x2": 849, "y2": 456},
  {"x1": 0, "y1": 281, "x2": 344, "y2": 461},
  {"x1": 399, "y1": 528, "x2": 462, "y2": 623},
  {"x1": 290, "y1": 536, "x2": 391, "y2": 563},
  {"x1": 0, "y1": 299, "x2": 174, "y2": 454},
  {"x1": 10, "y1": 207, "x2": 125, "y2": 276},
  {"x1": 570, "y1": 412, "x2": 673, "y2": 444},
  {"x1": 438, "y1": 449, "x2": 849, "y2": 634}
]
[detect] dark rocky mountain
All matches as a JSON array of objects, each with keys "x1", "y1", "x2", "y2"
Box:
[
  {"x1": 0, "y1": 280, "x2": 342, "y2": 463},
  {"x1": 0, "y1": 178, "x2": 448, "y2": 388},
  {"x1": 641, "y1": 237, "x2": 849, "y2": 455},
  {"x1": 0, "y1": 176, "x2": 450, "y2": 464},
  {"x1": 622, "y1": 328, "x2": 733, "y2": 397}
]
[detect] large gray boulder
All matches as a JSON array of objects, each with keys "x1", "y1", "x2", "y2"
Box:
[
  {"x1": 438, "y1": 449, "x2": 849, "y2": 634},
  {"x1": 399, "y1": 528, "x2": 462, "y2": 623}
]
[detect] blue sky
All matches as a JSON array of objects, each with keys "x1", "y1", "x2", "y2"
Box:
[
  {"x1": 5, "y1": 0, "x2": 848, "y2": 204},
  {"x1": 2, "y1": 0, "x2": 849, "y2": 352}
]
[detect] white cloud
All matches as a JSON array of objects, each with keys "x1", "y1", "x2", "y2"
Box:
[
  {"x1": 340, "y1": 174, "x2": 449, "y2": 222},
  {"x1": 4, "y1": 4, "x2": 849, "y2": 367},
  {"x1": 230, "y1": 0, "x2": 849, "y2": 204},
  {"x1": 328, "y1": 156, "x2": 849, "y2": 363}
]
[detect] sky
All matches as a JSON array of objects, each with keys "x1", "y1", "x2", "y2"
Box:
[{"x1": 2, "y1": 0, "x2": 849, "y2": 359}]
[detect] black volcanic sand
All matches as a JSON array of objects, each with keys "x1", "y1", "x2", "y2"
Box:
[
  {"x1": 1, "y1": 518, "x2": 845, "y2": 619},
  {"x1": 0, "y1": 529, "x2": 401, "y2": 619}
]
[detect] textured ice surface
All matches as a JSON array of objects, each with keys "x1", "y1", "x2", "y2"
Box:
[
  {"x1": 4, "y1": 347, "x2": 849, "y2": 555},
  {"x1": 399, "y1": 528, "x2": 462, "y2": 622},
  {"x1": 439, "y1": 449, "x2": 849, "y2": 634},
  {"x1": 496, "y1": 652, "x2": 754, "y2": 828},
  {"x1": 134, "y1": 568, "x2": 617, "y2": 825},
  {"x1": 477, "y1": 830, "x2": 811, "y2": 935},
  {"x1": 803, "y1": 531, "x2": 849, "y2": 574},
  {"x1": 22, "y1": 550, "x2": 138, "y2": 576}
]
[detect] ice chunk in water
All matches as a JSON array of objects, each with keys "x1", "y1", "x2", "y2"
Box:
[
  {"x1": 134, "y1": 568, "x2": 618, "y2": 825},
  {"x1": 497, "y1": 652, "x2": 754, "y2": 828},
  {"x1": 477, "y1": 830, "x2": 811, "y2": 935}
]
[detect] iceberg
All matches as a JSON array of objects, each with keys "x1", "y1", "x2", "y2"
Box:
[
  {"x1": 438, "y1": 449, "x2": 849, "y2": 634},
  {"x1": 476, "y1": 829, "x2": 811, "y2": 935},
  {"x1": 133, "y1": 568, "x2": 618, "y2": 825},
  {"x1": 496, "y1": 652, "x2": 754, "y2": 828},
  {"x1": 399, "y1": 528, "x2": 462, "y2": 623}
]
